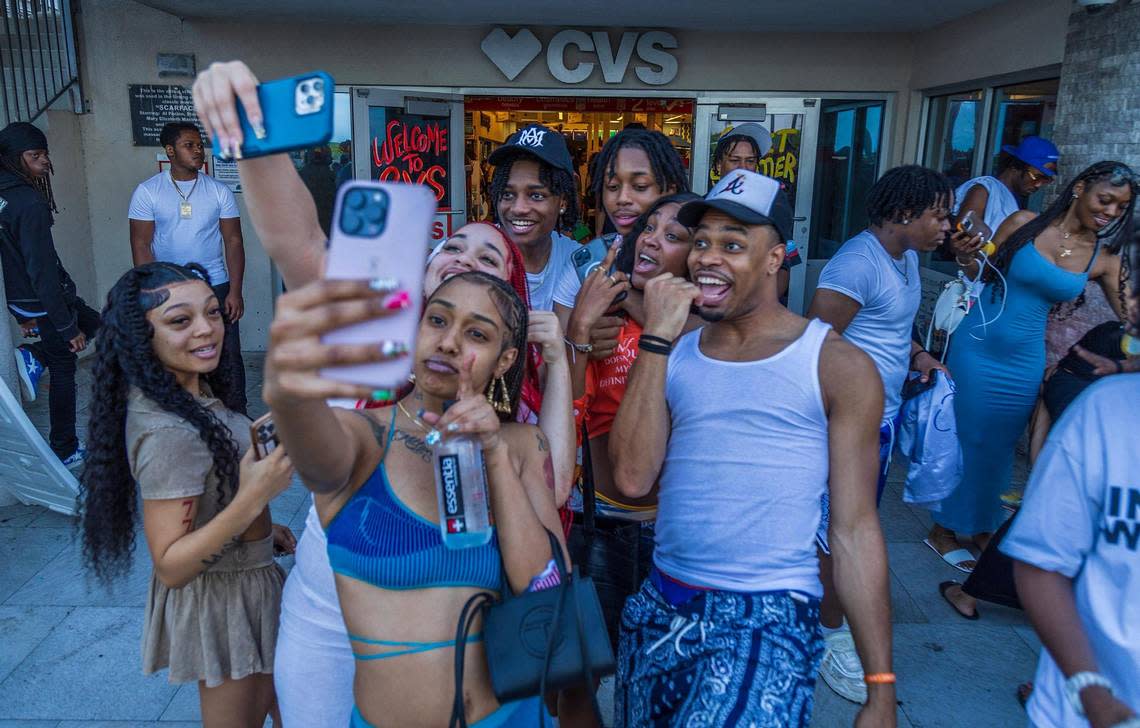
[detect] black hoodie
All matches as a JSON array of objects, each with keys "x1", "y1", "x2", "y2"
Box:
[{"x1": 0, "y1": 168, "x2": 79, "y2": 341}]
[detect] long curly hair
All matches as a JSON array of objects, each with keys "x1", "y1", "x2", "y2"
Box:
[
  {"x1": 988, "y1": 161, "x2": 1138, "y2": 309},
  {"x1": 431, "y1": 271, "x2": 528, "y2": 423},
  {"x1": 80, "y1": 262, "x2": 243, "y2": 581}
]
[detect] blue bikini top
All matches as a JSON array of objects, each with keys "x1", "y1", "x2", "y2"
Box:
[{"x1": 325, "y1": 407, "x2": 501, "y2": 592}]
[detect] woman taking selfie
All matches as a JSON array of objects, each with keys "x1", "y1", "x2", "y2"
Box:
[
  {"x1": 263, "y1": 270, "x2": 566, "y2": 727},
  {"x1": 80, "y1": 262, "x2": 294, "y2": 727},
  {"x1": 192, "y1": 62, "x2": 575, "y2": 727}
]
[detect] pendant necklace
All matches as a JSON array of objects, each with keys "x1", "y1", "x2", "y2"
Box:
[
  {"x1": 397, "y1": 401, "x2": 441, "y2": 446},
  {"x1": 170, "y1": 171, "x2": 199, "y2": 219}
]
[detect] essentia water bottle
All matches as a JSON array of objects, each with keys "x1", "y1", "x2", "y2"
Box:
[{"x1": 432, "y1": 406, "x2": 492, "y2": 549}]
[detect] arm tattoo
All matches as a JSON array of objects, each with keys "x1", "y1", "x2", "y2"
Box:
[
  {"x1": 351, "y1": 410, "x2": 387, "y2": 445},
  {"x1": 201, "y1": 536, "x2": 241, "y2": 568},
  {"x1": 180, "y1": 499, "x2": 194, "y2": 533},
  {"x1": 536, "y1": 432, "x2": 549, "y2": 452},
  {"x1": 393, "y1": 429, "x2": 432, "y2": 462}
]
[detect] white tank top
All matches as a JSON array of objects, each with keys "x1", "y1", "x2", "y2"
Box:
[{"x1": 654, "y1": 318, "x2": 832, "y2": 596}]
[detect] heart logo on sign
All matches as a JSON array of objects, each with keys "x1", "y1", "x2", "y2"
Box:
[{"x1": 481, "y1": 28, "x2": 541, "y2": 81}]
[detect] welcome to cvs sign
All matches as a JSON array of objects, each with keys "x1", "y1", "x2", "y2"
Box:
[{"x1": 481, "y1": 28, "x2": 679, "y2": 86}]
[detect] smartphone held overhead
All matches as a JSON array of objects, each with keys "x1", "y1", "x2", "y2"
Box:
[
  {"x1": 211, "y1": 71, "x2": 335, "y2": 159},
  {"x1": 321, "y1": 181, "x2": 437, "y2": 389}
]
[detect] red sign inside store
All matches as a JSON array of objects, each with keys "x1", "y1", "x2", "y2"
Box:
[{"x1": 464, "y1": 96, "x2": 694, "y2": 114}]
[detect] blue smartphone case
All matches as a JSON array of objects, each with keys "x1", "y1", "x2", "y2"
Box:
[{"x1": 211, "y1": 71, "x2": 334, "y2": 159}]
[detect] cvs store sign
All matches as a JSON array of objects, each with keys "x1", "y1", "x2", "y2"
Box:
[{"x1": 481, "y1": 28, "x2": 679, "y2": 86}]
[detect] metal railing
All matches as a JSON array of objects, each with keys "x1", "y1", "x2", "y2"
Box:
[{"x1": 0, "y1": 0, "x2": 80, "y2": 125}]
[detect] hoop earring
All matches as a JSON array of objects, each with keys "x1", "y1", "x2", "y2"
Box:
[
  {"x1": 486, "y1": 375, "x2": 512, "y2": 414},
  {"x1": 902, "y1": 219, "x2": 910, "y2": 225}
]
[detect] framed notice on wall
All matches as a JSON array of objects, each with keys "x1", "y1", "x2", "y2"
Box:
[{"x1": 128, "y1": 84, "x2": 204, "y2": 146}]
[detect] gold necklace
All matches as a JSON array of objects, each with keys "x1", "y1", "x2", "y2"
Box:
[{"x1": 397, "y1": 401, "x2": 440, "y2": 445}]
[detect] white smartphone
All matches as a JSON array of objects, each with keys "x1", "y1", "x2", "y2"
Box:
[{"x1": 320, "y1": 181, "x2": 436, "y2": 388}]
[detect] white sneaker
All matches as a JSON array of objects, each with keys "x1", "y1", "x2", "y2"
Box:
[{"x1": 819, "y1": 628, "x2": 867, "y2": 704}]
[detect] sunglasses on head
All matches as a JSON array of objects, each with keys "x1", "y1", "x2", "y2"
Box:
[{"x1": 1109, "y1": 165, "x2": 1139, "y2": 187}]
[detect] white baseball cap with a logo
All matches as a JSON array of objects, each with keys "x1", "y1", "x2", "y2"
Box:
[{"x1": 678, "y1": 169, "x2": 793, "y2": 241}]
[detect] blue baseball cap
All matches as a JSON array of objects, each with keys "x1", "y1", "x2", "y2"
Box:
[{"x1": 1002, "y1": 136, "x2": 1060, "y2": 177}]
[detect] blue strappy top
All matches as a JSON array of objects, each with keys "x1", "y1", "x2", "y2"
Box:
[{"x1": 325, "y1": 407, "x2": 501, "y2": 593}]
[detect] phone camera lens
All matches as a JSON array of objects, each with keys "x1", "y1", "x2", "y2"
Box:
[
  {"x1": 346, "y1": 188, "x2": 368, "y2": 209},
  {"x1": 300, "y1": 82, "x2": 310, "y2": 93},
  {"x1": 312, "y1": 79, "x2": 324, "y2": 91}
]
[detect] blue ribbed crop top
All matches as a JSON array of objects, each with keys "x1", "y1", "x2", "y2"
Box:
[{"x1": 325, "y1": 408, "x2": 501, "y2": 592}]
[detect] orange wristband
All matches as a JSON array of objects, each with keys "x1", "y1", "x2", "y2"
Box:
[{"x1": 864, "y1": 673, "x2": 896, "y2": 684}]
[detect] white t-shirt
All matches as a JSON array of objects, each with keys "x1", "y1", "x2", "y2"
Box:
[
  {"x1": 128, "y1": 171, "x2": 240, "y2": 286},
  {"x1": 816, "y1": 230, "x2": 921, "y2": 421},
  {"x1": 1001, "y1": 373, "x2": 1140, "y2": 728},
  {"x1": 519, "y1": 231, "x2": 579, "y2": 312},
  {"x1": 952, "y1": 175, "x2": 1020, "y2": 238}
]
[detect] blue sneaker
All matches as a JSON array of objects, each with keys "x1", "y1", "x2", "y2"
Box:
[
  {"x1": 61, "y1": 445, "x2": 86, "y2": 469},
  {"x1": 14, "y1": 345, "x2": 44, "y2": 402}
]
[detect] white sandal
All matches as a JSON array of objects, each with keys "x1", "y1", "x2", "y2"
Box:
[{"x1": 923, "y1": 538, "x2": 975, "y2": 574}]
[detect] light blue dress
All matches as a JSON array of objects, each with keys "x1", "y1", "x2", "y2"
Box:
[{"x1": 936, "y1": 241, "x2": 1100, "y2": 535}]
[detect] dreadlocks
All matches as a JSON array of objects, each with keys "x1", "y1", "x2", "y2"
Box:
[
  {"x1": 489, "y1": 150, "x2": 580, "y2": 230},
  {"x1": 589, "y1": 128, "x2": 690, "y2": 205},
  {"x1": 713, "y1": 134, "x2": 761, "y2": 173},
  {"x1": 865, "y1": 165, "x2": 954, "y2": 227},
  {"x1": 0, "y1": 152, "x2": 57, "y2": 212}
]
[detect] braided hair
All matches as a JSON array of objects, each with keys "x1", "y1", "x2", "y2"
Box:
[
  {"x1": 589, "y1": 128, "x2": 690, "y2": 209},
  {"x1": 489, "y1": 150, "x2": 580, "y2": 230},
  {"x1": 430, "y1": 271, "x2": 528, "y2": 423},
  {"x1": 988, "y1": 161, "x2": 1138, "y2": 308},
  {"x1": 865, "y1": 164, "x2": 954, "y2": 227},
  {"x1": 80, "y1": 262, "x2": 242, "y2": 581},
  {"x1": 614, "y1": 191, "x2": 702, "y2": 279}
]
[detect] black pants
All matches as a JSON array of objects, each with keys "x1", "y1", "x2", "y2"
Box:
[
  {"x1": 212, "y1": 282, "x2": 247, "y2": 415},
  {"x1": 25, "y1": 299, "x2": 101, "y2": 459}
]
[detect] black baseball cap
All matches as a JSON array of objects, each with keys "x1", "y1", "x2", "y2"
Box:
[
  {"x1": 488, "y1": 124, "x2": 574, "y2": 175},
  {"x1": 678, "y1": 170, "x2": 794, "y2": 242}
]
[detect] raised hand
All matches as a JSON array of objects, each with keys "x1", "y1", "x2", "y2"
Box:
[
  {"x1": 191, "y1": 60, "x2": 264, "y2": 160},
  {"x1": 527, "y1": 310, "x2": 566, "y2": 363},
  {"x1": 263, "y1": 278, "x2": 411, "y2": 406},
  {"x1": 643, "y1": 273, "x2": 700, "y2": 341},
  {"x1": 422, "y1": 354, "x2": 505, "y2": 454},
  {"x1": 568, "y1": 245, "x2": 631, "y2": 343}
]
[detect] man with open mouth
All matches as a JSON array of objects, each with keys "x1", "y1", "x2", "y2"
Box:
[{"x1": 608, "y1": 169, "x2": 896, "y2": 727}]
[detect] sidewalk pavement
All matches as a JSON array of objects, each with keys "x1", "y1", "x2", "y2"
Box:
[{"x1": 0, "y1": 354, "x2": 1038, "y2": 727}]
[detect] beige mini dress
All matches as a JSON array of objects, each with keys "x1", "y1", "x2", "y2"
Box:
[{"x1": 126, "y1": 387, "x2": 284, "y2": 687}]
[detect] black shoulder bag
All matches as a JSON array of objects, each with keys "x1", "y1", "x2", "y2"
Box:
[{"x1": 448, "y1": 529, "x2": 615, "y2": 728}]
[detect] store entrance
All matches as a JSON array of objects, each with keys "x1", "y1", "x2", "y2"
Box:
[{"x1": 464, "y1": 95, "x2": 694, "y2": 239}]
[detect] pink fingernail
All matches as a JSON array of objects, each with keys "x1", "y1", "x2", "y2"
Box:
[{"x1": 385, "y1": 291, "x2": 411, "y2": 310}]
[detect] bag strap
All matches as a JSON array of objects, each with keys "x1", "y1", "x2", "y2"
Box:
[
  {"x1": 581, "y1": 420, "x2": 597, "y2": 541},
  {"x1": 449, "y1": 591, "x2": 494, "y2": 728}
]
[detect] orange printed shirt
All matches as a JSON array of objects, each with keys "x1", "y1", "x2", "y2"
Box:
[{"x1": 575, "y1": 317, "x2": 643, "y2": 438}]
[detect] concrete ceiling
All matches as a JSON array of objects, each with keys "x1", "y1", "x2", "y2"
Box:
[{"x1": 132, "y1": 0, "x2": 1009, "y2": 32}]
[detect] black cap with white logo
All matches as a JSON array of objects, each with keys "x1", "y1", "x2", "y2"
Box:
[
  {"x1": 488, "y1": 124, "x2": 574, "y2": 175},
  {"x1": 677, "y1": 170, "x2": 794, "y2": 242}
]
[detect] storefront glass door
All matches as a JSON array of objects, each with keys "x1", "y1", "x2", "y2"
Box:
[
  {"x1": 691, "y1": 98, "x2": 820, "y2": 313},
  {"x1": 350, "y1": 88, "x2": 466, "y2": 247}
]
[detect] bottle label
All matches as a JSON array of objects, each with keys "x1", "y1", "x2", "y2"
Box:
[{"x1": 438, "y1": 453, "x2": 466, "y2": 534}]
